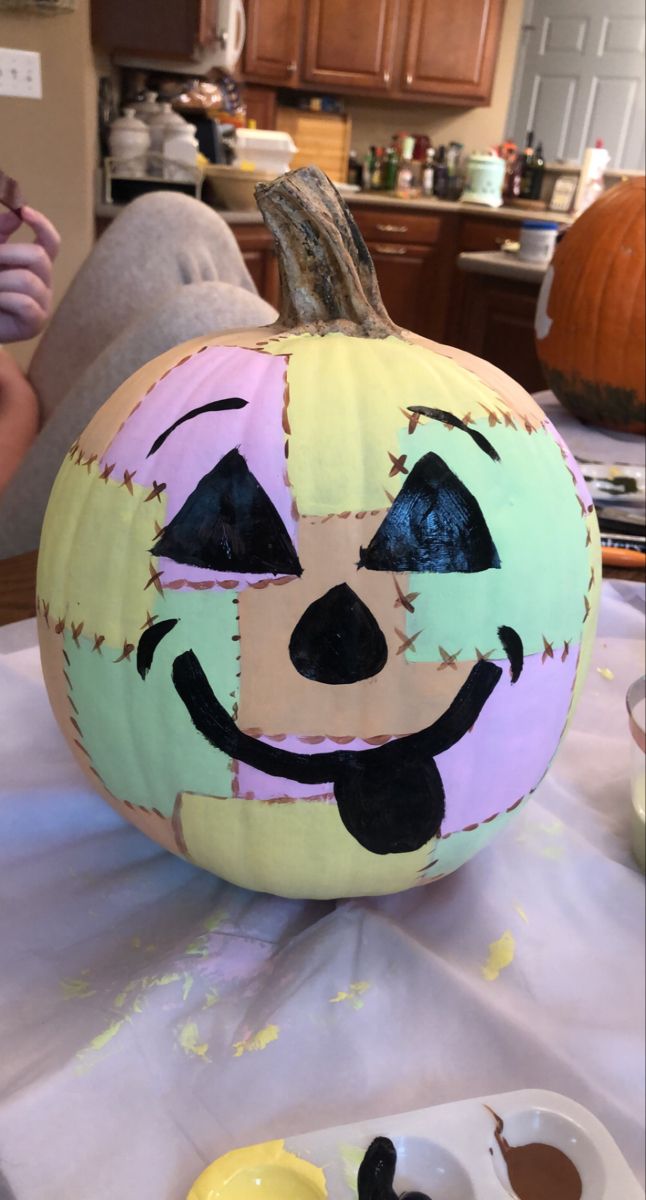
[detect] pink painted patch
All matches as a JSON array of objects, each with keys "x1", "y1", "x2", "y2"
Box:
[{"x1": 103, "y1": 346, "x2": 293, "y2": 589}]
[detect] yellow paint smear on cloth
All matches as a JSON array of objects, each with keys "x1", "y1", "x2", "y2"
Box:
[
  {"x1": 187, "y1": 1140, "x2": 327, "y2": 1200},
  {"x1": 481, "y1": 930, "x2": 516, "y2": 981}
]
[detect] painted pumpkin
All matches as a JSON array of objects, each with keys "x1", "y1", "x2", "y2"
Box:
[
  {"x1": 37, "y1": 168, "x2": 600, "y2": 900},
  {"x1": 535, "y1": 177, "x2": 645, "y2": 435}
]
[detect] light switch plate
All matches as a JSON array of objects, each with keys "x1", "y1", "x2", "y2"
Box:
[{"x1": 0, "y1": 48, "x2": 42, "y2": 99}]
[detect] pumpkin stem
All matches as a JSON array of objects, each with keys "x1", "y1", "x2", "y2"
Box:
[{"x1": 255, "y1": 165, "x2": 400, "y2": 339}]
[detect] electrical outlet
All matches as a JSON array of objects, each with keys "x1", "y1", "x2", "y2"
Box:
[{"x1": 0, "y1": 48, "x2": 42, "y2": 99}]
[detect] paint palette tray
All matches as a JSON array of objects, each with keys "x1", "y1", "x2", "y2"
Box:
[{"x1": 187, "y1": 1089, "x2": 643, "y2": 1199}]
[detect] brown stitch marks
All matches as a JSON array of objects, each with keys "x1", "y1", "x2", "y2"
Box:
[
  {"x1": 585, "y1": 527, "x2": 592, "y2": 547},
  {"x1": 588, "y1": 566, "x2": 596, "y2": 591},
  {"x1": 164, "y1": 578, "x2": 216, "y2": 591},
  {"x1": 145, "y1": 481, "x2": 166, "y2": 503},
  {"x1": 395, "y1": 627, "x2": 422, "y2": 656},
  {"x1": 541, "y1": 636, "x2": 554, "y2": 663},
  {"x1": 73, "y1": 738, "x2": 92, "y2": 760},
  {"x1": 74, "y1": 447, "x2": 84, "y2": 466},
  {"x1": 497, "y1": 408, "x2": 517, "y2": 429},
  {"x1": 62, "y1": 648, "x2": 70, "y2": 665},
  {"x1": 92, "y1": 634, "x2": 105, "y2": 654},
  {"x1": 70, "y1": 716, "x2": 83, "y2": 737},
  {"x1": 480, "y1": 403, "x2": 501, "y2": 428},
  {"x1": 121, "y1": 469, "x2": 137, "y2": 495},
  {"x1": 393, "y1": 576, "x2": 419, "y2": 613},
  {"x1": 71, "y1": 622, "x2": 84, "y2": 647},
  {"x1": 561, "y1": 640, "x2": 570, "y2": 662},
  {"x1": 82, "y1": 453, "x2": 97, "y2": 474},
  {"x1": 114, "y1": 640, "x2": 135, "y2": 663},
  {"x1": 384, "y1": 488, "x2": 396, "y2": 505},
  {"x1": 68, "y1": 441, "x2": 79, "y2": 461},
  {"x1": 99, "y1": 462, "x2": 115, "y2": 483},
  {"x1": 439, "y1": 795, "x2": 526, "y2": 839},
  {"x1": 476, "y1": 647, "x2": 494, "y2": 661},
  {"x1": 523, "y1": 417, "x2": 536, "y2": 434},
  {"x1": 583, "y1": 595, "x2": 591, "y2": 622},
  {"x1": 140, "y1": 611, "x2": 157, "y2": 630},
  {"x1": 144, "y1": 564, "x2": 165, "y2": 595},
  {"x1": 388, "y1": 451, "x2": 408, "y2": 477},
  {"x1": 401, "y1": 407, "x2": 422, "y2": 435},
  {"x1": 438, "y1": 645, "x2": 461, "y2": 671},
  {"x1": 54, "y1": 617, "x2": 65, "y2": 635}
]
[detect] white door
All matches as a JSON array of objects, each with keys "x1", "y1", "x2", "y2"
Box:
[{"x1": 506, "y1": 0, "x2": 645, "y2": 170}]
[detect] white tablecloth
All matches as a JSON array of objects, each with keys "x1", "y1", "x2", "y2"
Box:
[{"x1": 0, "y1": 582, "x2": 644, "y2": 1200}]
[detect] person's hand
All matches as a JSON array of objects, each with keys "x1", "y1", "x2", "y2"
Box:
[{"x1": 0, "y1": 205, "x2": 60, "y2": 343}]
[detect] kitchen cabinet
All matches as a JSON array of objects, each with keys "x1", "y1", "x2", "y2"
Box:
[
  {"x1": 401, "y1": 0, "x2": 504, "y2": 104},
  {"x1": 455, "y1": 272, "x2": 547, "y2": 394},
  {"x1": 91, "y1": 0, "x2": 218, "y2": 59},
  {"x1": 242, "y1": 0, "x2": 504, "y2": 104},
  {"x1": 352, "y1": 205, "x2": 456, "y2": 341},
  {"x1": 301, "y1": 0, "x2": 399, "y2": 92},
  {"x1": 243, "y1": 0, "x2": 303, "y2": 84}
]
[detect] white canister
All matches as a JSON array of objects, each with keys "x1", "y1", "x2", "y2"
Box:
[
  {"x1": 134, "y1": 90, "x2": 159, "y2": 124},
  {"x1": 460, "y1": 152, "x2": 505, "y2": 208},
  {"x1": 164, "y1": 123, "x2": 199, "y2": 183},
  {"x1": 108, "y1": 108, "x2": 150, "y2": 177},
  {"x1": 148, "y1": 102, "x2": 178, "y2": 154},
  {"x1": 519, "y1": 220, "x2": 559, "y2": 263}
]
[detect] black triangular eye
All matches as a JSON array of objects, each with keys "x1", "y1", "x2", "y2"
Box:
[
  {"x1": 359, "y1": 452, "x2": 500, "y2": 573},
  {"x1": 152, "y1": 449, "x2": 302, "y2": 576}
]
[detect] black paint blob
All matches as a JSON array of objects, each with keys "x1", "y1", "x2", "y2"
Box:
[
  {"x1": 147, "y1": 397, "x2": 248, "y2": 457},
  {"x1": 288, "y1": 583, "x2": 388, "y2": 685},
  {"x1": 136, "y1": 618, "x2": 179, "y2": 679},
  {"x1": 498, "y1": 625, "x2": 524, "y2": 683},
  {"x1": 407, "y1": 405, "x2": 500, "y2": 462},
  {"x1": 171, "y1": 650, "x2": 501, "y2": 854},
  {"x1": 151, "y1": 448, "x2": 302, "y2": 577},
  {"x1": 358, "y1": 452, "x2": 500, "y2": 574},
  {"x1": 357, "y1": 1136, "x2": 431, "y2": 1200}
]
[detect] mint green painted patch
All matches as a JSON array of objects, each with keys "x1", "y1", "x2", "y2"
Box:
[
  {"x1": 395, "y1": 418, "x2": 589, "y2": 660},
  {"x1": 422, "y1": 800, "x2": 529, "y2": 880},
  {"x1": 66, "y1": 588, "x2": 239, "y2": 814}
]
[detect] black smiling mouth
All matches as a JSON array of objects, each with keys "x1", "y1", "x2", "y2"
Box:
[{"x1": 170, "y1": 650, "x2": 502, "y2": 855}]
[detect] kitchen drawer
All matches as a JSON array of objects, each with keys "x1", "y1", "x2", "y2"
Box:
[
  {"x1": 459, "y1": 217, "x2": 522, "y2": 252},
  {"x1": 353, "y1": 207, "x2": 442, "y2": 246}
]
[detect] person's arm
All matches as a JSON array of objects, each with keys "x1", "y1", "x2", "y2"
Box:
[
  {"x1": 0, "y1": 348, "x2": 39, "y2": 493},
  {"x1": 0, "y1": 203, "x2": 60, "y2": 491}
]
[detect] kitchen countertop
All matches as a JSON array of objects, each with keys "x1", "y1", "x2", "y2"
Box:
[
  {"x1": 343, "y1": 190, "x2": 574, "y2": 224},
  {"x1": 457, "y1": 249, "x2": 550, "y2": 283}
]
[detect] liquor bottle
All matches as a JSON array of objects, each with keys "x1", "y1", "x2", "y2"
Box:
[
  {"x1": 371, "y1": 146, "x2": 384, "y2": 190},
  {"x1": 519, "y1": 131, "x2": 535, "y2": 199},
  {"x1": 383, "y1": 144, "x2": 399, "y2": 192},
  {"x1": 530, "y1": 141, "x2": 545, "y2": 200},
  {"x1": 421, "y1": 146, "x2": 435, "y2": 196},
  {"x1": 433, "y1": 145, "x2": 448, "y2": 198},
  {"x1": 362, "y1": 146, "x2": 376, "y2": 191}
]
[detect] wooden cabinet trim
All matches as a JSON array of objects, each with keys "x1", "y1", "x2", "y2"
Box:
[{"x1": 301, "y1": 0, "x2": 399, "y2": 91}]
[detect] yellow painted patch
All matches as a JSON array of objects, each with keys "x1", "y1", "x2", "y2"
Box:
[
  {"x1": 276, "y1": 332, "x2": 517, "y2": 515},
  {"x1": 202, "y1": 988, "x2": 219, "y2": 1010},
  {"x1": 187, "y1": 1140, "x2": 328, "y2": 1200},
  {"x1": 233, "y1": 1023, "x2": 280, "y2": 1058},
  {"x1": 179, "y1": 1020, "x2": 209, "y2": 1060},
  {"x1": 514, "y1": 903, "x2": 529, "y2": 925},
  {"x1": 37, "y1": 455, "x2": 161, "y2": 650},
  {"x1": 78, "y1": 1018, "x2": 126, "y2": 1060},
  {"x1": 481, "y1": 931, "x2": 516, "y2": 981},
  {"x1": 596, "y1": 667, "x2": 615, "y2": 680},
  {"x1": 177, "y1": 792, "x2": 430, "y2": 900}
]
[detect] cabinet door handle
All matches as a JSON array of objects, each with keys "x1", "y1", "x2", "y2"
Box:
[
  {"x1": 376, "y1": 223, "x2": 408, "y2": 233},
  {"x1": 373, "y1": 243, "x2": 407, "y2": 255},
  {"x1": 406, "y1": 72, "x2": 413, "y2": 86},
  {"x1": 287, "y1": 60, "x2": 297, "y2": 73},
  {"x1": 383, "y1": 70, "x2": 391, "y2": 84}
]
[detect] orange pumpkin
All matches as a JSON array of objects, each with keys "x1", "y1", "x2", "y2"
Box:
[{"x1": 535, "y1": 177, "x2": 645, "y2": 435}]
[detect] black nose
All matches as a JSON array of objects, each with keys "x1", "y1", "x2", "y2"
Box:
[{"x1": 289, "y1": 583, "x2": 388, "y2": 685}]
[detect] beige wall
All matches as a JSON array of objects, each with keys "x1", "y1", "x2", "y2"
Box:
[
  {"x1": 0, "y1": 0, "x2": 96, "y2": 369},
  {"x1": 345, "y1": 0, "x2": 524, "y2": 158}
]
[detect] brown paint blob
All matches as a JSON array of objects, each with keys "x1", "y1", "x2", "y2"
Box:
[{"x1": 485, "y1": 1107, "x2": 583, "y2": 1200}]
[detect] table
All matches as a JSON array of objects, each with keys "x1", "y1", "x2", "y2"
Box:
[{"x1": 0, "y1": 579, "x2": 644, "y2": 1200}]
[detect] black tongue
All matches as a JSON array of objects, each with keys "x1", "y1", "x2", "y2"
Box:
[{"x1": 333, "y1": 752, "x2": 445, "y2": 855}]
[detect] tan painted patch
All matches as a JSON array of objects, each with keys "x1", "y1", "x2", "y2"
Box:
[
  {"x1": 237, "y1": 515, "x2": 472, "y2": 737},
  {"x1": 175, "y1": 791, "x2": 431, "y2": 899}
]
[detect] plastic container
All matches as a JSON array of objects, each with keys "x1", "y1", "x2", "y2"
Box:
[
  {"x1": 134, "y1": 90, "x2": 160, "y2": 124},
  {"x1": 187, "y1": 1089, "x2": 642, "y2": 1199},
  {"x1": 233, "y1": 128, "x2": 297, "y2": 175},
  {"x1": 108, "y1": 108, "x2": 150, "y2": 178},
  {"x1": 519, "y1": 219, "x2": 559, "y2": 263},
  {"x1": 164, "y1": 124, "x2": 199, "y2": 183}
]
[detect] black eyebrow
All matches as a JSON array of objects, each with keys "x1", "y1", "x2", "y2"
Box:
[
  {"x1": 407, "y1": 406, "x2": 500, "y2": 462},
  {"x1": 147, "y1": 397, "x2": 248, "y2": 457}
]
